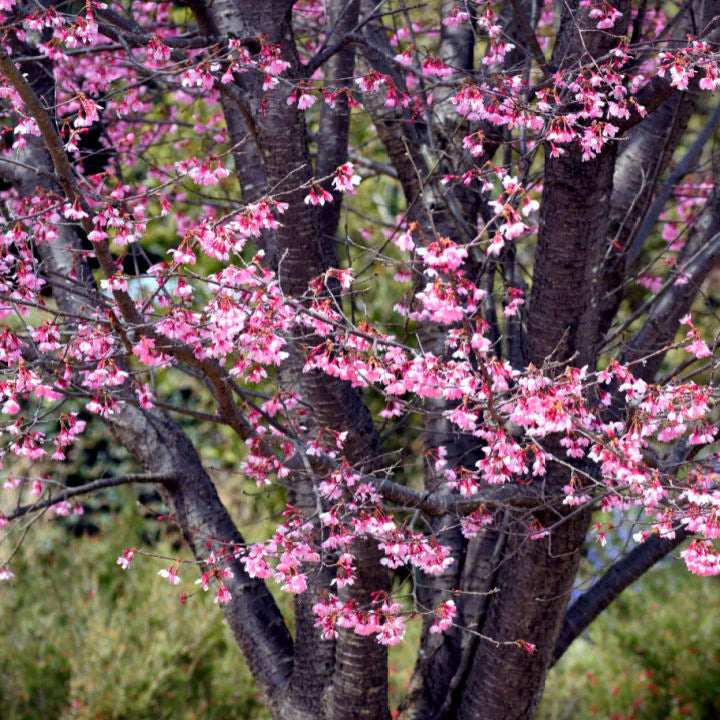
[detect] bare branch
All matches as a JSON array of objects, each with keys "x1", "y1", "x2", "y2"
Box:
[
  {"x1": 621, "y1": 188, "x2": 720, "y2": 380},
  {"x1": 624, "y1": 100, "x2": 720, "y2": 273},
  {"x1": 552, "y1": 524, "x2": 690, "y2": 664},
  {"x1": 5, "y1": 473, "x2": 171, "y2": 522},
  {"x1": 508, "y1": 0, "x2": 552, "y2": 78}
]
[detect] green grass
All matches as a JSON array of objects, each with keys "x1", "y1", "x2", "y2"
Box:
[
  {"x1": 4, "y1": 497, "x2": 720, "y2": 720},
  {"x1": 0, "y1": 503, "x2": 268, "y2": 720},
  {"x1": 540, "y1": 568, "x2": 720, "y2": 720}
]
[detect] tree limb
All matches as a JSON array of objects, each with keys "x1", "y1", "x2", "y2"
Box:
[
  {"x1": 621, "y1": 187, "x2": 720, "y2": 381},
  {"x1": 624, "y1": 99, "x2": 720, "y2": 273},
  {"x1": 4, "y1": 474, "x2": 171, "y2": 522},
  {"x1": 552, "y1": 525, "x2": 690, "y2": 664},
  {"x1": 2, "y1": 30, "x2": 296, "y2": 714}
]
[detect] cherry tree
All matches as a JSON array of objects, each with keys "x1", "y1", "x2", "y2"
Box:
[{"x1": 1, "y1": 0, "x2": 720, "y2": 718}]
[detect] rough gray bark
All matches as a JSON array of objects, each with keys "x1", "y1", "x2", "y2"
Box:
[
  {"x1": 600, "y1": 1, "x2": 720, "y2": 338},
  {"x1": 455, "y1": 4, "x2": 632, "y2": 718}
]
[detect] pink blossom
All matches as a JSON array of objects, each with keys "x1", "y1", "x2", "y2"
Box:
[
  {"x1": 460, "y1": 509, "x2": 493, "y2": 539},
  {"x1": 356, "y1": 71, "x2": 387, "y2": 93},
  {"x1": 117, "y1": 548, "x2": 136, "y2": 570},
  {"x1": 700, "y1": 63, "x2": 720, "y2": 91},
  {"x1": 393, "y1": 229, "x2": 415, "y2": 252},
  {"x1": 180, "y1": 66, "x2": 215, "y2": 91},
  {"x1": 681, "y1": 540, "x2": 720, "y2": 576},
  {"x1": 463, "y1": 131, "x2": 486, "y2": 157},
  {"x1": 587, "y1": 1, "x2": 623, "y2": 30},
  {"x1": 327, "y1": 267, "x2": 354, "y2": 289},
  {"x1": 260, "y1": 44, "x2": 290, "y2": 76},
  {"x1": 0, "y1": 566, "x2": 14, "y2": 581},
  {"x1": 158, "y1": 565, "x2": 181, "y2": 585},
  {"x1": 429, "y1": 600, "x2": 456, "y2": 634},
  {"x1": 288, "y1": 89, "x2": 317, "y2": 110},
  {"x1": 685, "y1": 330, "x2": 711, "y2": 359},
  {"x1": 2, "y1": 396, "x2": 19, "y2": 415},
  {"x1": 178, "y1": 157, "x2": 231, "y2": 186},
  {"x1": 50, "y1": 501, "x2": 72, "y2": 516},
  {"x1": 443, "y1": 8, "x2": 469, "y2": 26},
  {"x1": 304, "y1": 185, "x2": 333, "y2": 206},
  {"x1": 377, "y1": 600, "x2": 406, "y2": 645},
  {"x1": 73, "y1": 94, "x2": 102, "y2": 128},
  {"x1": 394, "y1": 48, "x2": 413, "y2": 67},
  {"x1": 214, "y1": 583, "x2": 232, "y2": 604},
  {"x1": 504, "y1": 287, "x2": 525, "y2": 317},
  {"x1": 421, "y1": 56, "x2": 453, "y2": 78},
  {"x1": 332, "y1": 163, "x2": 361, "y2": 194},
  {"x1": 277, "y1": 571, "x2": 308, "y2": 594},
  {"x1": 132, "y1": 337, "x2": 172, "y2": 367},
  {"x1": 242, "y1": 544, "x2": 274, "y2": 579},
  {"x1": 312, "y1": 593, "x2": 344, "y2": 640},
  {"x1": 334, "y1": 553, "x2": 356, "y2": 588},
  {"x1": 147, "y1": 36, "x2": 171, "y2": 64}
]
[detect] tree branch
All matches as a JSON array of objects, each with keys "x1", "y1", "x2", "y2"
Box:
[
  {"x1": 624, "y1": 99, "x2": 720, "y2": 273},
  {"x1": 508, "y1": 0, "x2": 551, "y2": 78},
  {"x1": 621, "y1": 187, "x2": 720, "y2": 380},
  {"x1": 371, "y1": 471, "x2": 539, "y2": 515},
  {"x1": 5, "y1": 474, "x2": 171, "y2": 522},
  {"x1": 2, "y1": 33, "x2": 296, "y2": 712},
  {"x1": 552, "y1": 524, "x2": 690, "y2": 664}
]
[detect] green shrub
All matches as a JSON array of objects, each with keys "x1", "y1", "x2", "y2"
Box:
[
  {"x1": 0, "y1": 501, "x2": 268, "y2": 720},
  {"x1": 540, "y1": 567, "x2": 720, "y2": 720},
  {"x1": 10, "y1": 495, "x2": 720, "y2": 720}
]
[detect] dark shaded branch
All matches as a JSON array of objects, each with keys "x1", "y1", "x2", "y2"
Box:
[
  {"x1": 315, "y1": 0, "x2": 360, "y2": 265},
  {"x1": 552, "y1": 525, "x2": 690, "y2": 664},
  {"x1": 372, "y1": 472, "x2": 539, "y2": 514},
  {"x1": 456, "y1": 5, "x2": 632, "y2": 718},
  {"x1": 5, "y1": 474, "x2": 170, "y2": 522},
  {"x1": 508, "y1": 0, "x2": 551, "y2": 78},
  {"x1": 599, "y1": 13, "x2": 715, "y2": 340},
  {"x1": 2, "y1": 31, "x2": 296, "y2": 714},
  {"x1": 621, "y1": 186, "x2": 720, "y2": 381},
  {"x1": 193, "y1": 4, "x2": 391, "y2": 717},
  {"x1": 624, "y1": 99, "x2": 720, "y2": 272},
  {"x1": 0, "y1": 38, "x2": 275, "y2": 449},
  {"x1": 618, "y1": 0, "x2": 720, "y2": 133},
  {"x1": 303, "y1": 0, "x2": 388, "y2": 78}
]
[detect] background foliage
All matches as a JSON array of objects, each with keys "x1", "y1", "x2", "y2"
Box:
[{"x1": 3, "y1": 498, "x2": 720, "y2": 719}]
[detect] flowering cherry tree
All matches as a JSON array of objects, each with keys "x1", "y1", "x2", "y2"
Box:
[{"x1": 1, "y1": 0, "x2": 720, "y2": 718}]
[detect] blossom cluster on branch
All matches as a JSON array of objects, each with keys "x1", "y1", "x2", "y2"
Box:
[{"x1": 0, "y1": 0, "x2": 719, "y2": 662}]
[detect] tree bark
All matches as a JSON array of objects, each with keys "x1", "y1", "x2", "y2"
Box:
[{"x1": 3, "y1": 25, "x2": 297, "y2": 716}]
